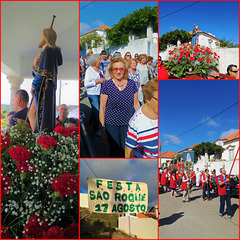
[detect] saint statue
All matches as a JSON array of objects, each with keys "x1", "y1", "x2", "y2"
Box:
[
  {"x1": 192, "y1": 22, "x2": 199, "y2": 46},
  {"x1": 28, "y1": 16, "x2": 63, "y2": 133}
]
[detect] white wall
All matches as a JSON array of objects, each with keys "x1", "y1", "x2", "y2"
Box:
[
  {"x1": 80, "y1": 193, "x2": 89, "y2": 208},
  {"x1": 198, "y1": 33, "x2": 219, "y2": 49},
  {"x1": 118, "y1": 215, "x2": 158, "y2": 239}
]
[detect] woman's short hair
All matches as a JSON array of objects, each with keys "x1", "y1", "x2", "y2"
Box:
[
  {"x1": 128, "y1": 58, "x2": 137, "y2": 66},
  {"x1": 108, "y1": 57, "x2": 129, "y2": 80},
  {"x1": 142, "y1": 78, "x2": 158, "y2": 100},
  {"x1": 138, "y1": 54, "x2": 148, "y2": 62},
  {"x1": 88, "y1": 54, "x2": 100, "y2": 66}
]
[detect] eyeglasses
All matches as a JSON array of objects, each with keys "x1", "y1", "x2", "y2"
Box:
[
  {"x1": 152, "y1": 96, "x2": 158, "y2": 101},
  {"x1": 126, "y1": 55, "x2": 131, "y2": 57},
  {"x1": 230, "y1": 70, "x2": 238, "y2": 73},
  {"x1": 113, "y1": 68, "x2": 125, "y2": 72},
  {"x1": 208, "y1": 75, "x2": 221, "y2": 79}
]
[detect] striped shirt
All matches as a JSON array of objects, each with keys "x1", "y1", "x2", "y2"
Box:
[{"x1": 125, "y1": 106, "x2": 158, "y2": 158}]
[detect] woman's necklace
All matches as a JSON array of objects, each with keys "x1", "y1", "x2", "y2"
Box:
[{"x1": 113, "y1": 79, "x2": 126, "y2": 91}]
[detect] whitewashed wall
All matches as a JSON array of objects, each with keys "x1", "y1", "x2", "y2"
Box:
[{"x1": 80, "y1": 193, "x2": 89, "y2": 208}]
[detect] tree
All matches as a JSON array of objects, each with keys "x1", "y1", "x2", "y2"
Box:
[
  {"x1": 193, "y1": 142, "x2": 224, "y2": 163},
  {"x1": 219, "y1": 37, "x2": 239, "y2": 48},
  {"x1": 80, "y1": 33, "x2": 104, "y2": 50},
  {"x1": 105, "y1": 6, "x2": 158, "y2": 46},
  {"x1": 159, "y1": 29, "x2": 192, "y2": 51},
  {"x1": 175, "y1": 153, "x2": 183, "y2": 162}
]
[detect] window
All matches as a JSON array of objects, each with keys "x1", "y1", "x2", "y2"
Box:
[{"x1": 229, "y1": 148, "x2": 234, "y2": 160}]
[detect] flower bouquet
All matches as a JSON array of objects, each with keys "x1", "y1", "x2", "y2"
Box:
[
  {"x1": 1, "y1": 121, "x2": 79, "y2": 239},
  {"x1": 166, "y1": 43, "x2": 220, "y2": 78}
]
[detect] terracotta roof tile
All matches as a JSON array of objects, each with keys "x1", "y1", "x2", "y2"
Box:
[
  {"x1": 161, "y1": 151, "x2": 177, "y2": 158},
  {"x1": 223, "y1": 131, "x2": 239, "y2": 143}
]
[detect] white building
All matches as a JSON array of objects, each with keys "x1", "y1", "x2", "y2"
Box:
[
  {"x1": 160, "y1": 151, "x2": 177, "y2": 167},
  {"x1": 194, "y1": 131, "x2": 239, "y2": 175}
]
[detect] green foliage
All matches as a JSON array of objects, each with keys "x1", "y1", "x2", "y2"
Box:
[
  {"x1": 193, "y1": 142, "x2": 224, "y2": 163},
  {"x1": 80, "y1": 33, "x2": 104, "y2": 50},
  {"x1": 1, "y1": 105, "x2": 10, "y2": 128},
  {"x1": 159, "y1": 29, "x2": 192, "y2": 51},
  {"x1": 106, "y1": 6, "x2": 158, "y2": 46},
  {"x1": 219, "y1": 37, "x2": 239, "y2": 48},
  {"x1": 175, "y1": 153, "x2": 183, "y2": 162}
]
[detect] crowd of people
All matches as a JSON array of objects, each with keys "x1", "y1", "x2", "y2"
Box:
[
  {"x1": 159, "y1": 167, "x2": 238, "y2": 219},
  {"x1": 81, "y1": 49, "x2": 158, "y2": 158},
  {"x1": 7, "y1": 89, "x2": 79, "y2": 129}
]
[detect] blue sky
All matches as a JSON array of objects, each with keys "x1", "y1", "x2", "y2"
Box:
[
  {"x1": 80, "y1": 1, "x2": 157, "y2": 35},
  {"x1": 159, "y1": 1, "x2": 239, "y2": 43},
  {"x1": 80, "y1": 159, "x2": 158, "y2": 208},
  {"x1": 159, "y1": 80, "x2": 239, "y2": 153}
]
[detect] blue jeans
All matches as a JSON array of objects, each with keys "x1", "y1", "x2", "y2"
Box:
[
  {"x1": 88, "y1": 95, "x2": 100, "y2": 131},
  {"x1": 105, "y1": 124, "x2": 128, "y2": 157},
  {"x1": 202, "y1": 183, "x2": 211, "y2": 199},
  {"x1": 220, "y1": 191, "x2": 232, "y2": 216}
]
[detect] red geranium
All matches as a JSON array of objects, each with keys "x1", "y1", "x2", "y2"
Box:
[
  {"x1": 8, "y1": 146, "x2": 31, "y2": 163},
  {"x1": 1, "y1": 134, "x2": 12, "y2": 149},
  {"x1": 17, "y1": 161, "x2": 35, "y2": 173},
  {"x1": 54, "y1": 126, "x2": 71, "y2": 137},
  {"x1": 1, "y1": 175, "x2": 12, "y2": 199},
  {"x1": 51, "y1": 173, "x2": 79, "y2": 197},
  {"x1": 22, "y1": 215, "x2": 48, "y2": 239},
  {"x1": 64, "y1": 223, "x2": 79, "y2": 239},
  {"x1": 189, "y1": 57, "x2": 194, "y2": 61},
  {"x1": 198, "y1": 58, "x2": 202, "y2": 61},
  {"x1": 1, "y1": 226, "x2": 10, "y2": 239},
  {"x1": 42, "y1": 226, "x2": 64, "y2": 239},
  {"x1": 37, "y1": 136, "x2": 57, "y2": 149}
]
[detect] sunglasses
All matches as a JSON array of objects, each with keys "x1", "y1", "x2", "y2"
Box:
[
  {"x1": 126, "y1": 54, "x2": 131, "y2": 57},
  {"x1": 209, "y1": 75, "x2": 222, "y2": 79},
  {"x1": 113, "y1": 67, "x2": 125, "y2": 72},
  {"x1": 230, "y1": 70, "x2": 238, "y2": 73}
]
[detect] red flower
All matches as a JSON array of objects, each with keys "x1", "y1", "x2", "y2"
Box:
[
  {"x1": 22, "y1": 215, "x2": 48, "y2": 239},
  {"x1": 51, "y1": 173, "x2": 79, "y2": 197},
  {"x1": 1, "y1": 226, "x2": 10, "y2": 239},
  {"x1": 202, "y1": 58, "x2": 205, "y2": 61},
  {"x1": 37, "y1": 136, "x2": 57, "y2": 149},
  {"x1": 202, "y1": 51, "x2": 206, "y2": 54},
  {"x1": 189, "y1": 57, "x2": 194, "y2": 61},
  {"x1": 64, "y1": 223, "x2": 79, "y2": 239},
  {"x1": 185, "y1": 51, "x2": 190, "y2": 58},
  {"x1": 55, "y1": 121, "x2": 62, "y2": 127},
  {"x1": 1, "y1": 134, "x2": 12, "y2": 149},
  {"x1": 193, "y1": 54, "x2": 197, "y2": 57},
  {"x1": 1, "y1": 175, "x2": 12, "y2": 199},
  {"x1": 17, "y1": 161, "x2": 35, "y2": 173},
  {"x1": 68, "y1": 126, "x2": 79, "y2": 136},
  {"x1": 8, "y1": 146, "x2": 31, "y2": 163},
  {"x1": 54, "y1": 126, "x2": 71, "y2": 137},
  {"x1": 198, "y1": 58, "x2": 202, "y2": 61},
  {"x1": 42, "y1": 226, "x2": 64, "y2": 239}
]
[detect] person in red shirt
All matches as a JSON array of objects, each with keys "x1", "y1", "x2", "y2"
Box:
[
  {"x1": 169, "y1": 169, "x2": 177, "y2": 198},
  {"x1": 201, "y1": 169, "x2": 212, "y2": 201},
  {"x1": 160, "y1": 168, "x2": 168, "y2": 192},
  {"x1": 158, "y1": 56, "x2": 169, "y2": 79}
]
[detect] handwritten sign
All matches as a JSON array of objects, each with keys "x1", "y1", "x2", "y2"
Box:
[{"x1": 87, "y1": 178, "x2": 148, "y2": 214}]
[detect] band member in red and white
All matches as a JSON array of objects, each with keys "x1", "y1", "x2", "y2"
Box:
[
  {"x1": 160, "y1": 168, "x2": 168, "y2": 192},
  {"x1": 181, "y1": 170, "x2": 191, "y2": 202},
  {"x1": 169, "y1": 169, "x2": 177, "y2": 199},
  {"x1": 218, "y1": 168, "x2": 238, "y2": 219},
  {"x1": 201, "y1": 169, "x2": 212, "y2": 201}
]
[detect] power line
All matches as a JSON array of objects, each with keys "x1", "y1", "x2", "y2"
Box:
[
  {"x1": 82, "y1": 159, "x2": 98, "y2": 178},
  {"x1": 162, "y1": 101, "x2": 239, "y2": 142},
  {"x1": 159, "y1": 1, "x2": 201, "y2": 19},
  {"x1": 80, "y1": 1, "x2": 95, "y2": 11}
]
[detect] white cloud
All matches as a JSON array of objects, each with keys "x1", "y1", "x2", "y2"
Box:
[
  {"x1": 80, "y1": 22, "x2": 91, "y2": 34},
  {"x1": 202, "y1": 116, "x2": 219, "y2": 127},
  {"x1": 220, "y1": 129, "x2": 238, "y2": 139},
  {"x1": 91, "y1": 19, "x2": 105, "y2": 27},
  {"x1": 207, "y1": 130, "x2": 216, "y2": 138},
  {"x1": 163, "y1": 134, "x2": 182, "y2": 144}
]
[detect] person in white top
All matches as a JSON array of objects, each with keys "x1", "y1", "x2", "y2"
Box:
[
  {"x1": 195, "y1": 168, "x2": 201, "y2": 187},
  {"x1": 84, "y1": 54, "x2": 105, "y2": 135},
  {"x1": 136, "y1": 54, "x2": 149, "y2": 87}
]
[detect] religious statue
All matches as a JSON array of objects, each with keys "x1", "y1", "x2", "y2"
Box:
[
  {"x1": 192, "y1": 22, "x2": 199, "y2": 46},
  {"x1": 28, "y1": 16, "x2": 63, "y2": 133}
]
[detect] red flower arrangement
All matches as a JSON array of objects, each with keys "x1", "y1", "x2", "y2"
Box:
[
  {"x1": 68, "y1": 126, "x2": 79, "y2": 136},
  {"x1": 1, "y1": 134, "x2": 12, "y2": 149},
  {"x1": 64, "y1": 223, "x2": 79, "y2": 239},
  {"x1": 1, "y1": 175, "x2": 12, "y2": 199},
  {"x1": 8, "y1": 146, "x2": 31, "y2": 163},
  {"x1": 22, "y1": 215, "x2": 48, "y2": 239},
  {"x1": 42, "y1": 226, "x2": 64, "y2": 239},
  {"x1": 166, "y1": 43, "x2": 220, "y2": 77},
  {"x1": 51, "y1": 173, "x2": 79, "y2": 197},
  {"x1": 37, "y1": 136, "x2": 58, "y2": 149}
]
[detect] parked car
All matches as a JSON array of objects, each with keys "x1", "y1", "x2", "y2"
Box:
[{"x1": 230, "y1": 176, "x2": 239, "y2": 197}]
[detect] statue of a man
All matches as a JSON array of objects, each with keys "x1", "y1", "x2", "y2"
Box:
[
  {"x1": 28, "y1": 27, "x2": 63, "y2": 133},
  {"x1": 192, "y1": 24, "x2": 199, "y2": 46}
]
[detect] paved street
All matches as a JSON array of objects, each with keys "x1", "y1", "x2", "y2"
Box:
[{"x1": 159, "y1": 187, "x2": 239, "y2": 239}]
